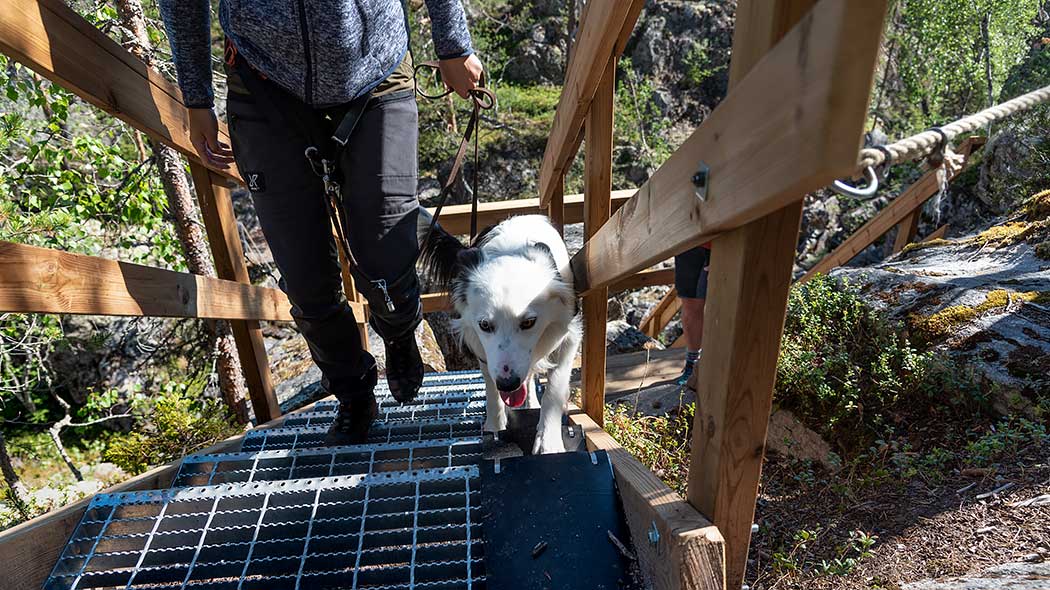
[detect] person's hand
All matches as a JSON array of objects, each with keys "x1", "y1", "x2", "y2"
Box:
[
  {"x1": 188, "y1": 107, "x2": 236, "y2": 169},
  {"x1": 437, "y1": 54, "x2": 484, "y2": 99}
]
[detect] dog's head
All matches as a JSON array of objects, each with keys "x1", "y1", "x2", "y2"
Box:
[{"x1": 452, "y1": 244, "x2": 574, "y2": 408}]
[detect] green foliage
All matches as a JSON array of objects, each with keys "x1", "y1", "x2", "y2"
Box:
[
  {"x1": 103, "y1": 381, "x2": 240, "y2": 475},
  {"x1": 683, "y1": 40, "x2": 725, "y2": 88},
  {"x1": 776, "y1": 275, "x2": 979, "y2": 449},
  {"x1": 772, "y1": 528, "x2": 877, "y2": 577},
  {"x1": 0, "y1": 56, "x2": 181, "y2": 265},
  {"x1": 875, "y1": 0, "x2": 1039, "y2": 136},
  {"x1": 962, "y1": 418, "x2": 1047, "y2": 466},
  {"x1": 613, "y1": 58, "x2": 674, "y2": 180},
  {"x1": 605, "y1": 402, "x2": 694, "y2": 495}
]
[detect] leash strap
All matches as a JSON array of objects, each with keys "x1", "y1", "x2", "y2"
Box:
[{"x1": 413, "y1": 60, "x2": 496, "y2": 247}]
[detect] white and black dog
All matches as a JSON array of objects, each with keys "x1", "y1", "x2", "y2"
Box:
[{"x1": 419, "y1": 212, "x2": 581, "y2": 454}]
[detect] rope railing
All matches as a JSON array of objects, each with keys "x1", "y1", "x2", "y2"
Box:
[
  {"x1": 860, "y1": 83, "x2": 1050, "y2": 170},
  {"x1": 833, "y1": 83, "x2": 1050, "y2": 198}
]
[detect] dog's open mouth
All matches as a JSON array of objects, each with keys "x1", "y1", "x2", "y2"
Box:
[{"x1": 498, "y1": 383, "x2": 528, "y2": 408}]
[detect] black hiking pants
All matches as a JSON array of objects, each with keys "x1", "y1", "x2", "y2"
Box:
[{"x1": 225, "y1": 59, "x2": 422, "y2": 402}]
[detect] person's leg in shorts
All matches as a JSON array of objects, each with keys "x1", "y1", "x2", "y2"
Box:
[{"x1": 673, "y1": 246, "x2": 711, "y2": 386}]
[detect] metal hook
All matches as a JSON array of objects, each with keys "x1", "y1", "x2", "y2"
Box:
[{"x1": 831, "y1": 165, "x2": 879, "y2": 199}]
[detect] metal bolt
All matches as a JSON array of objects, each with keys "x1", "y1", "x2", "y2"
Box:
[
  {"x1": 692, "y1": 161, "x2": 710, "y2": 201},
  {"x1": 647, "y1": 521, "x2": 660, "y2": 546}
]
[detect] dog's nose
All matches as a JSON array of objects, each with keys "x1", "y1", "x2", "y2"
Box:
[
  {"x1": 496, "y1": 375, "x2": 521, "y2": 392},
  {"x1": 501, "y1": 364, "x2": 510, "y2": 374}
]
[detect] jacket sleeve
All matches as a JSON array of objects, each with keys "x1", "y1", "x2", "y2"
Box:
[
  {"x1": 422, "y1": 0, "x2": 474, "y2": 59},
  {"x1": 158, "y1": 0, "x2": 215, "y2": 108}
]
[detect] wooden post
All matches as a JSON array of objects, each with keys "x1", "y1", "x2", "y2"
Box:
[
  {"x1": 891, "y1": 209, "x2": 921, "y2": 254},
  {"x1": 580, "y1": 57, "x2": 615, "y2": 426},
  {"x1": 190, "y1": 165, "x2": 281, "y2": 423},
  {"x1": 549, "y1": 176, "x2": 566, "y2": 236},
  {"x1": 686, "y1": 2, "x2": 885, "y2": 588}
]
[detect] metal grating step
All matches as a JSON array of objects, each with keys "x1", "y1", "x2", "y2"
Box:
[
  {"x1": 173, "y1": 438, "x2": 484, "y2": 488},
  {"x1": 241, "y1": 418, "x2": 486, "y2": 452},
  {"x1": 45, "y1": 467, "x2": 484, "y2": 590},
  {"x1": 311, "y1": 385, "x2": 487, "y2": 415},
  {"x1": 282, "y1": 401, "x2": 486, "y2": 430}
]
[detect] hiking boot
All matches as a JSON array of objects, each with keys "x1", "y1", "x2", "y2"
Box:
[
  {"x1": 324, "y1": 395, "x2": 379, "y2": 446},
  {"x1": 385, "y1": 334, "x2": 423, "y2": 403},
  {"x1": 324, "y1": 363, "x2": 379, "y2": 446}
]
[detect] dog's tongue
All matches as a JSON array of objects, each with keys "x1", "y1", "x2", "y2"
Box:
[{"x1": 499, "y1": 384, "x2": 528, "y2": 408}]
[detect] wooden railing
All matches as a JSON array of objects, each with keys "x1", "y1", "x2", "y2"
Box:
[
  {"x1": 541, "y1": 0, "x2": 888, "y2": 587},
  {"x1": 638, "y1": 135, "x2": 985, "y2": 342}
]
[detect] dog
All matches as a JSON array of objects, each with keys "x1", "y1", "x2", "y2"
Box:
[{"x1": 419, "y1": 212, "x2": 581, "y2": 454}]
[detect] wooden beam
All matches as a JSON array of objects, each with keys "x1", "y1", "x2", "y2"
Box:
[
  {"x1": 891, "y1": 209, "x2": 921, "y2": 254},
  {"x1": 0, "y1": 0, "x2": 239, "y2": 182},
  {"x1": 191, "y1": 164, "x2": 281, "y2": 422},
  {"x1": 537, "y1": 0, "x2": 644, "y2": 208},
  {"x1": 549, "y1": 178, "x2": 566, "y2": 235},
  {"x1": 923, "y1": 223, "x2": 950, "y2": 242},
  {"x1": 580, "y1": 57, "x2": 615, "y2": 426},
  {"x1": 686, "y1": 3, "x2": 885, "y2": 589},
  {"x1": 428, "y1": 190, "x2": 634, "y2": 236},
  {"x1": 0, "y1": 240, "x2": 341, "y2": 320},
  {"x1": 569, "y1": 407, "x2": 725, "y2": 590},
  {"x1": 639, "y1": 287, "x2": 681, "y2": 338},
  {"x1": 799, "y1": 137, "x2": 982, "y2": 282},
  {"x1": 0, "y1": 398, "x2": 332, "y2": 590},
  {"x1": 570, "y1": 0, "x2": 888, "y2": 295}
]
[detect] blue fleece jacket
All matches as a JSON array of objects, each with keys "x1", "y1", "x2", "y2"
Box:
[{"x1": 159, "y1": 0, "x2": 473, "y2": 108}]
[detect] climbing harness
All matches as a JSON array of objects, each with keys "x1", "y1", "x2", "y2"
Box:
[{"x1": 832, "y1": 82, "x2": 1050, "y2": 198}]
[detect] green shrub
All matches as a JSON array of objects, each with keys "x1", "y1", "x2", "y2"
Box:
[
  {"x1": 104, "y1": 382, "x2": 240, "y2": 474},
  {"x1": 776, "y1": 275, "x2": 978, "y2": 450}
]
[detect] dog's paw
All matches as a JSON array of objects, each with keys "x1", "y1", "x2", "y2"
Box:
[
  {"x1": 483, "y1": 413, "x2": 507, "y2": 434},
  {"x1": 531, "y1": 428, "x2": 565, "y2": 455}
]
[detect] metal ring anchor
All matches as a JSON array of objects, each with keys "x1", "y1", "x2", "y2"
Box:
[{"x1": 831, "y1": 165, "x2": 879, "y2": 198}]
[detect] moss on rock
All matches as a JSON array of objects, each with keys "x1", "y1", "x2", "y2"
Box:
[
  {"x1": 1025, "y1": 188, "x2": 1050, "y2": 220},
  {"x1": 908, "y1": 290, "x2": 1050, "y2": 345}
]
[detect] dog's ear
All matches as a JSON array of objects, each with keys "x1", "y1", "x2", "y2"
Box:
[
  {"x1": 454, "y1": 248, "x2": 484, "y2": 277},
  {"x1": 525, "y1": 242, "x2": 559, "y2": 273}
]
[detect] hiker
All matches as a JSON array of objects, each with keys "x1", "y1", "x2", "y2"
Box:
[
  {"x1": 674, "y1": 244, "x2": 711, "y2": 387},
  {"x1": 159, "y1": 1, "x2": 483, "y2": 444}
]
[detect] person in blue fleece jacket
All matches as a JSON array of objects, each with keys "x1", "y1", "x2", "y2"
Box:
[{"x1": 159, "y1": 0, "x2": 483, "y2": 444}]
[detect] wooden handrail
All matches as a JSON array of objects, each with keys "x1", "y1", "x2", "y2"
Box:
[
  {"x1": 428, "y1": 189, "x2": 635, "y2": 235},
  {"x1": 570, "y1": 0, "x2": 887, "y2": 296},
  {"x1": 536, "y1": 0, "x2": 644, "y2": 208},
  {"x1": 0, "y1": 0, "x2": 239, "y2": 183},
  {"x1": 0, "y1": 240, "x2": 365, "y2": 320}
]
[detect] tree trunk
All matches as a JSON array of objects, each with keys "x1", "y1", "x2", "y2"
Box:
[
  {"x1": 114, "y1": 0, "x2": 249, "y2": 424},
  {"x1": 0, "y1": 430, "x2": 29, "y2": 508}
]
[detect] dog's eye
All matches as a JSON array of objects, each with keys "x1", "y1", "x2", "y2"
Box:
[
  {"x1": 478, "y1": 319, "x2": 494, "y2": 333},
  {"x1": 519, "y1": 317, "x2": 536, "y2": 330}
]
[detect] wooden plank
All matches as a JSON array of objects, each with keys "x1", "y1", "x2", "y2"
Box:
[
  {"x1": 570, "y1": 0, "x2": 889, "y2": 295},
  {"x1": 639, "y1": 288, "x2": 681, "y2": 338},
  {"x1": 549, "y1": 178, "x2": 565, "y2": 235},
  {"x1": 428, "y1": 190, "x2": 634, "y2": 236},
  {"x1": 569, "y1": 406, "x2": 725, "y2": 590},
  {"x1": 580, "y1": 57, "x2": 615, "y2": 426},
  {"x1": 0, "y1": 0, "x2": 239, "y2": 182},
  {"x1": 798, "y1": 139, "x2": 983, "y2": 282},
  {"x1": 891, "y1": 209, "x2": 921, "y2": 254},
  {"x1": 191, "y1": 164, "x2": 281, "y2": 422},
  {"x1": 537, "y1": 0, "x2": 644, "y2": 208},
  {"x1": 924, "y1": 223, "x2": 950, "y2": 242},
  {"x1": 0, "y1": 398, "x2": 332, "y2": 590},
  {"x1": 686, "y1": 2, "x2": 885, "y2": 589},
  {"x1": 0, "y1": 240, "x2": 337, "y2": 320}
]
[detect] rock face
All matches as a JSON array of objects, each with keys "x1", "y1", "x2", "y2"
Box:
[
  {"x1": 904, "y1": 561, "x2": 1050, "y2": 590},
  {"x1": 831, "y1": 217, "x2": 1050, "y2": 416},
  {"x1": 765, "y1": 410, "x2": 838, "y2": 470}
]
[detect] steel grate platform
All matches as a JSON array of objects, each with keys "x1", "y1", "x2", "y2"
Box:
[
  {"x1": 240, "y1": 418, "x2": 486, "y2": 453},
  {"x1": 45, "y1": 467, "x2": 483, "y2": 590},
  {"x1": 173, "y1": 438, "x2": 485, "y2": 488}
]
